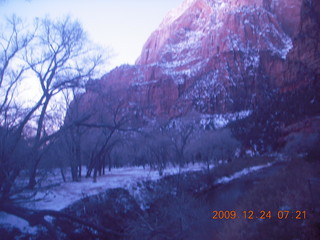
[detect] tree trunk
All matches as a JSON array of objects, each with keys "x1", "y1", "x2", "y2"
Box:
[
  {"x1": 28, "y1": 156, "x2": 41, "y2": 189},
  {"x1": 93, "y1": 167, "x2": 97, "y2": 183},
  {"x1": 108, "y1": 154, "x2": 112, "y2": 172},
  {"x1": 28, "y1": 97, "x2": 51, "y2": 189},
  {"x1": 60, "y1": 167, "x2": 66, "y2": 182},
  {"x1": 78, "y1": 164, "x2": 82, "y2": 178}
]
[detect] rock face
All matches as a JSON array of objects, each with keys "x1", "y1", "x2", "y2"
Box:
[{"x1": 79, "y1": 0, "x2": 319, "y2": 120}]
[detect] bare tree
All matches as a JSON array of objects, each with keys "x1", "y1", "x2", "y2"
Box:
[
  {"x1": 168, "y1": 121, "x2": 194, "y2": 168},
  {"x1": 0, "y1": 15, "x2": 114, "y2": 239},
  {"x1": 58, "y1": 89, "x2": 88, "y2": 181},
  {"x1": 22, "y1": 16, "x2": 103, "y2": 188},
  {"x1": 188, "y1": 128, "x2": 240, "y2": 171},
  {"x1": 76, "y1": 89, "x2": 136, "y2": 182},
  {"x1": 147, "y1": 130, "x2": 173, "y2": 175},
  {"x1": 0, "y1": 16, "x2": 35, "y2": 200},
  {"x1": 0, "y1": 16, "x2": 34, "y2": 119},
  {"x1": 0, "y1": 14, "x2": 103, "y2": 201}
]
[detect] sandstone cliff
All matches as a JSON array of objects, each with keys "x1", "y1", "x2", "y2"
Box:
[{"x1": 78, "y1": 0, "x2": 319, "y2": 122}]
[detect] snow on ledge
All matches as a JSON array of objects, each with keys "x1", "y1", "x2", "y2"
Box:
[
  {"x1": 215, "y1": 162, "x2": 274, "y2": 184},
  {"x1": 200, "y1": 110, "x2": 252, "y2": 129}
]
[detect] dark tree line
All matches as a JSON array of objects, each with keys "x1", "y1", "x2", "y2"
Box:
[{"x1": 229, "y1": 83, "x2": 320, "y2": 153}]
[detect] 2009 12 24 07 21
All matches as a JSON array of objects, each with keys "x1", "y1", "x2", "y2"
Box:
[{"x1": 212, "y1": 210, "x2": 307, "y2": 220}]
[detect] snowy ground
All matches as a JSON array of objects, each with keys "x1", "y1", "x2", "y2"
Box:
[
  {"x1": 0, "y1": 163, "x2": 213, "y2": 232},
  {"x1": 0, "y1": 161, "x2": 275, "y2": 233},
  {"x1": 26, "y1": 163, "x2": 214, "y2": 211}
]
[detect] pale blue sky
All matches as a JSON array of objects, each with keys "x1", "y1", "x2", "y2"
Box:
[{"x1": 0, "y1": 0, "x2": 183, "y2": 69}]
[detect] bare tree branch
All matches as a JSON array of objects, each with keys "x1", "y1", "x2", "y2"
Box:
[{"x1": 0, "y1": 203, "x2": 128, "y2": 238}]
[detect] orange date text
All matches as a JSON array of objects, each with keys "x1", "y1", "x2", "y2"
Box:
[{"x1": 211, "y1": 210, "x2": 307, "y2": 220}]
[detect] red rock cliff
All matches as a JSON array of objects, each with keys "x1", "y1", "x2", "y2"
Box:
[{"x1": 79, "y1": 0, "x2": 319, "y2": 120}]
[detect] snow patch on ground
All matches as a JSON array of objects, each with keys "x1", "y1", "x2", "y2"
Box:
[
  {"x1": 0, "y1": 213, "x2": 38, "y2": 235},
  {"x1": 215, "y1": 162, "x2": 274, "y2": 184},
  {"x1": 0, "y1": 163, "x2": 215, "y2": 231},
  {"x1": 9, "y1": 163, "x2": 214, "y2": 212},
  {"x1": 0, "y1": 160, "x2": 276, "y2": 232}
]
